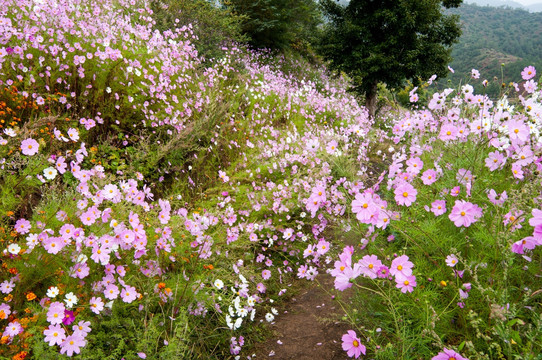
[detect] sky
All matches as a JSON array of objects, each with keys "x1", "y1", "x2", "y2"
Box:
[{"x1": 515, "y1": 0, "x2": 541, "y2": 4}]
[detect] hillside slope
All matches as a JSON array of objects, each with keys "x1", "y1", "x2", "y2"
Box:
[{"x1": 444, "y1": 3, "x2": 542, "y2": 96}]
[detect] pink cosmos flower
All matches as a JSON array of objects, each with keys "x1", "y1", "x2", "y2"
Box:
[
  {"x1": 487, "y1": 189, "x2": 507, "y2": 206},
  {"x1": 47, "y1": 302, "x2": 66, "y2": 325},
  {"x1": 421, "y1": 169, "x2": 438, "y2": 185},
  {"x1": 20, "y1": 138, "x2": 39, "y2": 156},
  {"x1": 511, "y1": 236, "x2": 539, "y2": 254},
  {"x1": 406, "y1": 157, "x2": 423, "y2": 175},
  {"x1": 390, "y1": 255, "x2": 414, "y2": 281},
  {"x1": 395, "y1": 275, "x2": 417, "y2": 293},
  {"x1": 4, "y1": 321, "x2": 22, "y2": 337},
  {"x1": 524, "y1": 79, "x2": 537, "y2": 94},
  {"x1": 431, "y1": 200, "x2": 447, "y2": 216},
  {"x1": 104, "y1": 284, "x2": 120, "y2": 300},
  {"x1": 60, "y1": 334, "x2": 86, "y2": 357},
  {"x1": 256, "y1": 283, "x2": 266, "y2": 293},
  {"x1": 262, "y1": 270, "x2": 271, "y2": 280},
  {"x1": 351, "y1": 192, "x2": 378, "y2": 222},
  {"x1": 334, "y1": 270, "x2": 354, "y2": 291},
  {"x1": 341, "y1": 330, "x2": 366, "y2": 358},
  {"x1": 450, "y1": 186, "x2": 460, "y2": 197},
  {"x1": 71, "y1": 263, "x2": 90, "y2": 279},
  {"x1": 89, "y1": 296, "x2": 104, "y2": 314},
  {"x1": 0, "y1": 280, "x2": 15, "y2": 294},
  {"x1": 326, "y1": 140, "x2": 338, "y2": 154},
  {"x1": 394, "y1": 182, "x2": 417, "y2": 207},
  {"x1": 511, "y1": 163, "x2": 524, "y2": 179},
  {"x1": 317, "y1": 239, "x2": 330, "y2": 255},
  {"x1": 73, "y1": 320, "x2": 92, "y2": 337},
  {"x1": 43, "y1": 236, "x2": 64, "y2": 255},
  {"x1": 439, "y1": 124, "x2": 458, "y2": 141},
  {"x1": 521, "y1": 65, "x2": 536, "y2": 80},
  {"x1": 14, "y1": 218, "x2": 31, "y2": 234},
  {"x1": 357, "y1": 254, "x2": 383, "y2": 279},
  {"x1": 485, "y1": 151, "x2": 506, "y2": 171},
  {"x1": 432, "y1": 347, "x2": 468, "y2": 360},
  {"x1": 449, "y1": 200, "x2": 482, "y2": 227},
  {"x1": 471, "y1": 69, "x2": 480, "y2": 79},
  {"x1": 445, "y1": 254, "x2": 459, "y2": 267},
  {"x1": 0, "y1": 303, "x2": 11, "y2": 319},
  {"x1": 43, "y1": 324, "x2": 66, "y2": 346},
  {"x1": 121, "y1": 285, "x2": 138, "y2": 303},
  {"x1": 507, "y1": 119, "x2": 530, "y2": 143}
]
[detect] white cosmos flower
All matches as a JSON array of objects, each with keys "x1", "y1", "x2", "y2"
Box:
[
  {"x1": 43, "y1": 167, "x2": 58, "y2": 180},
  {"x1": 4, "y1": 128, "x2": 16, "y2": 137},
  {"x1": 46, "y1": 286, "x2": 59, "y2": 298},
  {"x1": 214, "y1": 279, "x2": 224, "y2": 289},
  {"x1": 7, "y1": 243, "x2": 21, "y2": 255},
  {"x1": 265, "y1": 313, "x2": 274, "y2": 322},
  {"x1": 64, "y1": 292, "x2": 78, "y2": 308}
]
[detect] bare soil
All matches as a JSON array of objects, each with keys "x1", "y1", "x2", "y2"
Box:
[{"x1": 252, "y1": 273, "x2": 352, "y2": 360}]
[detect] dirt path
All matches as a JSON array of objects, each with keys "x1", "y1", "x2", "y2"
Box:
[{"x1": 253, "y1": 273, "x2": 352, "y2": 360}]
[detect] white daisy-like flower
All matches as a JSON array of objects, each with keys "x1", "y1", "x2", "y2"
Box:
[
  {"x1": 4, "y1": 128, "x2": 16, "y2": 137},
  {"x1": 64, "y1": 292, "x2": 78, "y2": 308},
  {"x1": 265, "y1": 313, "x2": 274, "y2": 322},
  {"x1": 43, "y1": 166, "x2": 58, "y2": 180},
  {"x1": 46, "y1": 286, "x2": 59, "y2": 298},
  {"x1": 7, "y1": 243, "x2": 21, "y2": 255},
  {"x1": 214, "y1": 279, "x2": 224, "y2": 290}
]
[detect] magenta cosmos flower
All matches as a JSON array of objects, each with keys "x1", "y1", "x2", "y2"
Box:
[
  {"x1": 394, "y1": 182, "x2": 417, "y2": 207},
  {"x1": 20, "y1": 138, "x2": 39, "y2": 156},
  {"x1": 342, "y1": 330, "x2": 366, "y2": 358},
  {"x1": 432, "y1": 347, "x2": 468, "y2": 360},
  {"x1": 449, "y1": 200, "x2": 482, "y2": 227}
]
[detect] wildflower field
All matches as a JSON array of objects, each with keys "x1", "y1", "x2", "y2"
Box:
[{"x1": 0, "y1": 0, "x2": 541, "y2": 359}]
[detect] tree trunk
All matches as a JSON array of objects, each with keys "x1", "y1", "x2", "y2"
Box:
[{"x1": 365, "y1": 81, "x2": 378, "y2": 119}]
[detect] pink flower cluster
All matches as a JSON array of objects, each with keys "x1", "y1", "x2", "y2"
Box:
[{"x1": 331, "y1": 247, "x2": 417, "y2": 294}]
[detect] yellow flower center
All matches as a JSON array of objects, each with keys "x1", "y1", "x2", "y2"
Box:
[
  {"x1": 352, "y1": 340, "x2": 359, "y2": 347},
  {"x1": 368, "y1": 264, "x2": 373, "y2": 269},
  {"x1": 404, "y1": 280, "x2": 409, "y2": 286},
  {"x1": 460, "y1": 211, "x2": 466, "y2": 216},
  {"x1": 402, "y1": 192, "x2": 408, "y2": 197},
  {"x1": 397, "y1": 265, "x2": 403, "y2": 271}
]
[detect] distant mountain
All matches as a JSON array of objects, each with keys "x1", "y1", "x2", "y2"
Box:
[
  {"x1": 441, "y1": 3, "x2": 542, "y2": 97},
  {"x1": 528, "y1": 3, "x2": 542, "y2": 11},
  {"x1": 465, "y1": 0, "x2": 542, "y2": 12}
]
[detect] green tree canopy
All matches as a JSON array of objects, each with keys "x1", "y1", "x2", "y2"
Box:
[
  {"x1": 224, "y1": 0, "x2": 322, "y2": 51},
  {"x1": 319, "y1": 0, "x2": 463, "y2": 116},
  {"x1": 151, "y1": 0, "x2": 247, "y2": 60}
]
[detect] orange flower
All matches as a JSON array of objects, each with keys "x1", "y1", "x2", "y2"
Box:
[
  {"x1": 26, "y1": 293, "x2": 36, "y2": 301},
  {"x1": 158, "y1": 282, "x2": 166, "y2": 289},
  {"x1": 13, "y1": 351, "x2": 28, "y2": 360},
  {"x1": 0, "y1": 310, "x2": 6, "y2": 319}
]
